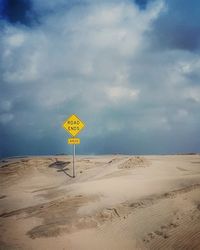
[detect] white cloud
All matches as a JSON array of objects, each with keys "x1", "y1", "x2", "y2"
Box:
[
  {"x1": 3, "y1": 51, "x2": 40, "y2": 83},
  {"x1": 178, "y1": 58, "x2": 200, "y2": 76},
  {"x1": 184, "y1": 86, "x2": 200, "y2": 103},
  {"x1": 1, "y1": 0, "x2": 164, "y2": 87},
  {"x1": 177, "y1": 109, "x2": 188, "y2": 118},
  {"x1": 106, "y1": 86, "x2": 139, "y2": 102},
  {"x1": 7, "y1": 33, "x2": 25, "y2": 47}
]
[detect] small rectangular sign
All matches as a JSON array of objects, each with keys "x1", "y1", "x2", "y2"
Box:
[{"x1": 68, "y1": 138, "x2": 80, "y2": 144}]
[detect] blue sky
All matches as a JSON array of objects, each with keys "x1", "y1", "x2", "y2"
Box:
[{"x1": 0, "y1": 0, "x2": 200, "y2": 157}]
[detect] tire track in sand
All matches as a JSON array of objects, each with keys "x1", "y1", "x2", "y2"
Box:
[{"x1": 94, "y1": 184, "x2": 200, "y2": 249}]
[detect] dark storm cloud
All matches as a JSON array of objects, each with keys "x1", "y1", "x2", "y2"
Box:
[
  {"x1": 0, "y1": 0, "x2": 38, "y2": 26},
  {"x1": 150, "y1": 0, "x2": 200, "y2": 51},
  {"x1": 134, "y1": 0, "x2": 150, "y2": 10}
]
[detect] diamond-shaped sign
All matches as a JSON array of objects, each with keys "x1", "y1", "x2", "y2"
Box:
[{"x1": 62, "y1": 114, "x2": 85, "y2": 137}]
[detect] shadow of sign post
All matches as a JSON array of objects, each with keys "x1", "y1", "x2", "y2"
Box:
[{"x1": 49, "y1": 160, "x2": 73, "y2": 178}]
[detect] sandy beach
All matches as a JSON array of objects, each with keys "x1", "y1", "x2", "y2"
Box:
[{"x1": 0, "y1": 154, "x2": 200, "y2": 249}]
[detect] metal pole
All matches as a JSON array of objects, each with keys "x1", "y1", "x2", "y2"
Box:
[{"x1": 73, "y1": 144, "x2": 76, "y2": 178}]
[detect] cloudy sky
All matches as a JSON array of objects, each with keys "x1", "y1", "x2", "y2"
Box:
[{"x1": 0, "y1": 0, "x2": 200, "y2": 157}]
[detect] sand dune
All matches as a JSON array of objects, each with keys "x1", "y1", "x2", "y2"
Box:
[{"x1": 0, "y1": 155, "x2": 200, "y2": 249}]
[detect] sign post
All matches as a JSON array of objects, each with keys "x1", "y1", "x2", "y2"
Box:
[
  {"x1": 62, "y1": 114, "x2": 85, "y2": 178},
  {"x1": 73, "y1": 143, "x2": 75, "y2": 178}
]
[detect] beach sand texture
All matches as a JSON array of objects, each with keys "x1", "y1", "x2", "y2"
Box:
[{"x1": 0, "y1": 155, "x2": 200, "y2": 249}]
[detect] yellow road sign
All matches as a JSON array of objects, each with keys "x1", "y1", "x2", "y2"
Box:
[
  {"x1": 68, "y1": 138, "x2": 80, "y2": 144},
  {"x1": 62, "y1": 114, "x2": 85, "y2": 137}
]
